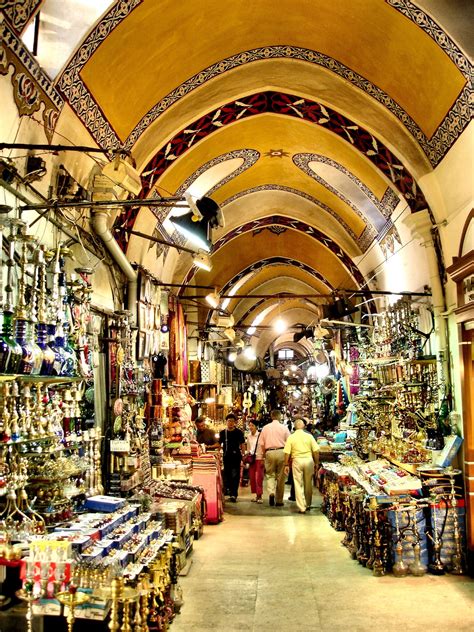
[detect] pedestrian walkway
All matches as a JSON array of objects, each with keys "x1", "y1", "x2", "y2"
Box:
[{"x1": 172, "y1": 487, "x2": 474, "y2": 631}]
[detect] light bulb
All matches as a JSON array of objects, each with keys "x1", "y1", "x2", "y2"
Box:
[
  {"x1": 290, "y1": 364, "x2": 298, "y2": 372},
  {"x1": 283, "y1": 369, "x2": 289, "y2": 376},
  {"x1": 228, "y1": 351, "x2": 237, "y2": 362}
]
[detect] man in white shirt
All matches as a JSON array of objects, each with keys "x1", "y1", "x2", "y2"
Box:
[
  {"x1": 283, "y1": 418, "x2": 319, "y2": 513},
  {"x1": 258, "y1": 410, "x2": 290, "y2": 506}
]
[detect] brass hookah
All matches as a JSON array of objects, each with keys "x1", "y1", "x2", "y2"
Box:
[
  {"x1": 427, "y1": 490, "x2": 446, "y2": 575},
  {"x1": 408, "y1": 501, "x2": 427, "y2": 577},
  {"x1": 56, "y1": 587, "x2": 90, "y2": 632},
  {"x1": 367, "y1": 497, "x2": 385, "y2": 576},
  {"x1": 391, "y1": 503, "x2": 409, "y2": 577},
  {"x1": 1, "y1": 220, "x2": 23, "y2": 374},
  {"x1": 446, "y1": 468, "x2": 464, "y2": 575}
]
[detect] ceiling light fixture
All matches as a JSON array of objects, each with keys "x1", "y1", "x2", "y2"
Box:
[
  {"x1": 243, "y1": 346, "x2": 256, "y2": 360},
  {"x1": 205, "y1": 290, "x2": 220, "y2": 309},
  {"x1": 274, "y1": 317, "x2": 287, "y2": 334},
  {"x1": 192, "y1": 251, "x2": 212, "y2": 272},
  {"x1": 228, "y1": 351, "x2": 237, "y2": 362},
  {"x1": 170, "y1": 212, "x2": 212, "y2": 252}
]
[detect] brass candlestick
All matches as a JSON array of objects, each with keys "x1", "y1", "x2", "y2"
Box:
[{"x1": 57, "y1": 589, "x2": 90, "y2": 632}]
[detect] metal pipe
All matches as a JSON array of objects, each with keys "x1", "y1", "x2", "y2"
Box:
[
  {"x1": 20, "y1": 197, "x2": 187, "y2": 211},
  {"x1": 0, "y1": 142, "x2": 108, "y2": 153},
  {"x1": 91, "y1": 210, "x2": 137, "y2": 326}
]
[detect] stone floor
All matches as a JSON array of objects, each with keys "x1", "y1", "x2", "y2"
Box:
[{"x1": 172, "y1": 486, "x2": 474, "y2": 632}]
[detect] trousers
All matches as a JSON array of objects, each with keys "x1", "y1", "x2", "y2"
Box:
[
  {"x1": 223, "y1": 456, "x2": 241, "y2": 497},
  {"x1": 249, "y1": 459, "x2": 264, "y2": 496},
  {"x1": 264, "y1": 449, "x2": 286, "y2": 503},
  {"x1": 292, "y1": 456, "x2": 314, "y2": 512}
]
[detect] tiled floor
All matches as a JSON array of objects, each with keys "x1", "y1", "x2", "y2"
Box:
[{"x1": 172, "y1": 486, "x2": 474, "y2": 632}]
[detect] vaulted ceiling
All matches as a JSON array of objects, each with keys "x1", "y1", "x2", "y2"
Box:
[{"x1": 24, "y1": 0, "x2": 470, "y2": 356}]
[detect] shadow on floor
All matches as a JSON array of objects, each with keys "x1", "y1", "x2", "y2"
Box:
[{"x1": 222, "y1": 485, "x2": 323, "y2": 518}]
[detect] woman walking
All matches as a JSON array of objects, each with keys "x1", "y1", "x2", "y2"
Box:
[{"x1": 246, "y1": 420, "x2": 264, "y2": 503}]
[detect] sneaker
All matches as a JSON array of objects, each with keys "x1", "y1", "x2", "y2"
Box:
[
  {"x1": 230, "y1": 497, "x2": 237, "y2": 503},
  {"x1": 269, "y1": 494, "x2": 275, "y2": 506},
  {"x1": 256, "y1": 498, "x2": 263, "y2": 504}
]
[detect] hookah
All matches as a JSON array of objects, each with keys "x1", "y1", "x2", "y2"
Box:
[
  {"x1": 408, "y1": 501, "x2": 427, "y2": 576},
  {"x1": 47, "y1": 244, "x2": 76, "y2": 377},
  {"x1": 391, "y1": 503, "x2": 409, "y2": 577},
  {"x1": 355, "y1": 498, "x2": 369, "y2": 566},
  {"x1": 0, "y1": 220, "x2": 23, "y2": 374},
  {"x1": 368, "y1": 496, "x2": 385, "y2": 576},
  {"x1": 58, "y1": 246, "x2": 78, "y2": 377},
  {"x1": 427, "y1": 490, "x2": 446, "y2": 574},
  {"x1": 0, "y1": 382, "x2": 12, "y2": 442},
  {"x1": 445, "y1": 468, "x2": 464, "y2": 574},
  {"x1": 56, "y1": 586, "x2": 90, "y2": 632},
  {"x1": 14, "y1": 227, "x2": 42, "y2": 375},
  {"x1": 72, "y1": 267, "x2": 94, "y2": 379},
  {"x1": 35, "y1": 245, "x2": 55, "y2": 375}
]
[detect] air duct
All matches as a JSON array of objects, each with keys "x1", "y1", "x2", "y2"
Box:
[{"x1": 90, "y1": 209, "x2": 138, "y2": 326}]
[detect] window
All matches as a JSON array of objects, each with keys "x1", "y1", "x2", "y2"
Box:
[{"x1": 278, "y1": 349, "x2": 294, "y2": 360}]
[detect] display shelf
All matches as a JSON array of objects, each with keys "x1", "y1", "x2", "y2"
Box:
[
  {"x1": 17, "y1": 375, "x2": 85, "y2": 385},
  {"x1": 0, "y1": 373, "x2": 86, "y2": 389}
]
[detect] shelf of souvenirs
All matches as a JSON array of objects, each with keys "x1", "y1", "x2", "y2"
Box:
[
  {"x1": 10, "y1": 498, "x2": 180, "y2": 625},
  {"x1": 0, "y1": 374, "x2": 86, "y2": 384},
  {"x1": 353, "y1": 356, "x2": 437, "y2": 367}
]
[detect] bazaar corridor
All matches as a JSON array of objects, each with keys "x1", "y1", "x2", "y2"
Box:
[{"x1": 173, "y1": 488, "x2": 474, "y2": 632}]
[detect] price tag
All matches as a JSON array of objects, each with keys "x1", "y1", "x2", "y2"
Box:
[{"x1": 110, "y1": 439, "x2": 130, "y2": 453}]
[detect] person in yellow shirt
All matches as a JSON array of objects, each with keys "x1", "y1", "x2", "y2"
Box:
[{"x1": 283, "y1": 418, "x2": 319, "y2": 513}]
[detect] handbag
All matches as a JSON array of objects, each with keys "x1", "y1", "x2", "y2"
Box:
[{"x1": 244, "y1": 431, "x2": 260, "y2": 465}]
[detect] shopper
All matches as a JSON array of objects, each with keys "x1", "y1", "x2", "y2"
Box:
[
  {"x1": 283, "y1": 418, "x2": 319, "y2": 513},
  {"x1": 219, "y1": 413, "x2": 245, "y2": 502},
  {"x1": 259, "y1": 409, "x2": 290, "y2": 506},
  {"x1": 246, "y1": 420, "x2": 264, "y2": 503},
  {"x1": 195, "y1": 417, "x2": 220, "y2": 448}
]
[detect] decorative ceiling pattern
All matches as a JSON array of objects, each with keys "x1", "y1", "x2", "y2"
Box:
[
  {"x1": 220, "y1": 184, "x2": 365, "y2": 248},
  {"x1": 54, "y1": 0, "x2": 471, "y2": 165},
  {"x1": 137, "y1": 91, "x2": 428, "y2": 209},
  {"x1": 293, "y1": 153, "x2": 400, "y2": 243},
  {"x1": 0, "y1": 18, "x2": 63, "y2": 142},
  {"x1": 210, "y1": 216, "x2": 366, "y2": 287},
  {"x1": 174, "y1": 149, "x2": 260, "y2": 198},
  {"x1": 301, "y1": 154, "x2": 399, "y2": 220},
  {"x1": 55, "y1": 0, "x2": 142, "y2": 151},
  {"x1": 0, "y1": 0, "x2": 42, "y2": 34}
]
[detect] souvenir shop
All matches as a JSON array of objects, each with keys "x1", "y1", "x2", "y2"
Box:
[{"x1": 0, "y1": 2, "x2": 473, "y2": 629}]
